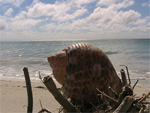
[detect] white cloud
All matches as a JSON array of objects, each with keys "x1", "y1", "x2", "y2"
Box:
[
  {"x1": 71, "y1": 0, "x2": 97, "y2": 7},
  {"x1": 72, "y1": 19, "x2": 87, "y2": 28},
  {"x1": 13, "y1": 11, "x2": 26, "y2": 20},
  {"x1": 130, "y1": 26, "x2": 149, "y2": 32},
  {"x1": 4, "y1": 8, "x2": 13, "y2": 16},
  {"x1": 109, "y1": 0, "x2": 134, "y2": 10},
  {"x1": 0, "y1": 0, "x2": 149, "y2": 41},
  {"x1": 0, "y1": 0, "x2": 24, "y2": 7},
  {"x1": 27, "y1": 2, "x2": 87, "y2": 21},
  {"x1": 142, "y1": 1, "x2": 150, "y2": 7},
  {"x1": 40, "y1": 23, "x2": 56, "y2": 31},
  {"x1": 134, "y1": 17, "x2": 149, "y2": 25},
  {"x1": 110, "y1": 10, "x2": 141, "y2": 24},
  {"x1": 97, "y1": 0, "x2": 121, "y2": 6},
  {"x1": 9, "y1": 19, "x2": 42, "y2": 31},
  {"x1": 27, "y1": 2, "x2": 58, "y2": 17},
  {"x1": 52, "y1": 8, "x2": 87, "y2": 21},
  {"x1": 0, "y1": 19, "x2": 7, "y2": 30},
  {"x1": 88, "y1": 7, "x2": 117, "y2": 22}
]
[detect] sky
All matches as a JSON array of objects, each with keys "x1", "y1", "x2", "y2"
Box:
[{"x1": 0, "y1": 0, "x2": 149, "y2": 41}]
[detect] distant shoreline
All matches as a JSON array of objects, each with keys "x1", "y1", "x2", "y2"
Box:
[{"x1": 0, "y1": 38, "x2": 150, "y2": 42}]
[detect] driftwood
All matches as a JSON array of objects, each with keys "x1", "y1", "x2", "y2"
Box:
[
  {"x1": 120, "y1": 69, "x2": 127, "y2": 86},
  {"x1": 23, "y1": 67, "x2": 150, "y2": 113},
  {"x1": 113, "y1": 96, "x2": 134, "y2": 113},
  {"x1": 41, "y1": 76, "x2": 78, "y2": 112},
  {"x1": 23, "y1": 67, "x2": 33, "y2": 113},
  {"x1": 120, "y1": 65, "x2": 131, "y2": 84}
]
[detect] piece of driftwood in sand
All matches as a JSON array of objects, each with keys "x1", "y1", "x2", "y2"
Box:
[
  {"x1": 23, "y1": 67, "x2": 33, "y2": 113},
  {"x1": 120, "y1": 69, "x2": 127, "y2": 86},
  {"x1": 113, "y1": 96, "x2": 134, "y2": 113},
  {"x1": 41, "y1": 76, "x2": 78, "y2": 112},
  {"x1": 22, "y1": 67, "x2": 150, "y2": 113}
]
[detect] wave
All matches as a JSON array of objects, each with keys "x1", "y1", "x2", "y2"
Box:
[{"x1": 105, "y1": 51, "x2": 119, "y2": 55}]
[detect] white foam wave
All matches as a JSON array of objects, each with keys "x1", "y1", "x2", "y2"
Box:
[{"x1": 146, "y1": 72, "x2": 150, "y2": 75}]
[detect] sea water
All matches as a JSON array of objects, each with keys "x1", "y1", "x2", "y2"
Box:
[{"x1": 0, "y1": 39, "x2": 149, "y2": 84}]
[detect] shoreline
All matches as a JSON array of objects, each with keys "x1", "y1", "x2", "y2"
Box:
[{"x1": 0, "y1": 78, "x2": 150, "y2": 113}]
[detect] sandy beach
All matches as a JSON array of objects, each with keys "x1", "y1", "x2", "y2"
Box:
[
  {"x1": 0, "y1": 78, "x2": 62, "y2": 113},
  {"x1": 0, "y1": 78, "x2": 150, "y2": 113}
]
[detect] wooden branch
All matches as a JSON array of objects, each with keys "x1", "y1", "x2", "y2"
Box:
[
  {"x1": 113, "y1": 96, "x2": 134, "y2": 113},
  {"x1": 23, "y1": 67, "x2": 33, "y2": 113},
  {"x1": 108, "y1": 86, "x2": 118, "y2": 98},
  {"x1": 42, "y1": 76, "x2": 78, "y2": 112},
  {"x1": 96, "y1": 88, "x2": 118, "y2": 104},
  {"x1": 132, "y1": 79, "x2": 139, "y2": 89},
  {"x1": 120, "y1": 69, "x2": 127, "y2": 86},
  {"x1": 125, "y1": 66, "x2": 131, "y2": 84},
  {"x1": 120, "y1": 65, "x2": 131, "y2": 84},
  {"x1": 137, "y1": 92, "x2": 150, "y2": 104}
]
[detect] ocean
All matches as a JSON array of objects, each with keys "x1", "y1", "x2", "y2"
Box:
[{"x1": 0, "y1": 39, "x2": 150, "y2": 84}]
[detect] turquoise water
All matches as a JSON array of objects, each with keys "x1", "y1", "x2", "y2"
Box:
[{"x1": 0, "y1": 39, "x2": 149, "y2": 81}]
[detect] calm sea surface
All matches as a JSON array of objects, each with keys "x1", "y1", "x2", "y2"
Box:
[{"x1": 0, "y1": 39, "x2": 149, "y2": 83}]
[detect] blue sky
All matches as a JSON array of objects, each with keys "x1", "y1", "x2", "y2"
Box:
[{"x1": 0, "y1": 0, "x2": 149, "y2": 41}]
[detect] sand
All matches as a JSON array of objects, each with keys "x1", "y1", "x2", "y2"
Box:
[
  {"x1": 0, "y1": 78, "x2": 150, "y2": 113},
  {"x1": 0, "y1": 78, "x2": 62, "y2": 113}
]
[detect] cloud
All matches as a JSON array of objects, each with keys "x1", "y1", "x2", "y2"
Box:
[
  {"x1": 70, "y1": 0, "x2": 97, "y2": 7},
  {"x1": 110, "y1": 10, "x2": 141, "y2": 24},
  {"x1": 52, "y1": 8, "x2": 87, "y2": 21},
  {"x1": 27, "y1": 1, "x2": 87, "y2": 22},
  {"x1": 0, "y1": 0, "x2": 25, "y2": 7},
  {"x1": 9, "y1": 19, "x2": 42, "y2": 31},
  {"x1": 4, "y1": 8, "x2": 13, "y2": 16},
  {"x1": 97, "y1": 0, "x2": 121, "y2": 6},
  {"x1": 142, "y1": 1, "x2": 150, "y2": 7},
  {"x1": 0, "y1": 19, "x2": 7, "y2": 30},
  {"x1": 13, "y1": 11, "x2": 27, "y2": 20},
  {"x1": 27, "y1": 2, "x2": 58, "y2": 17},
  {"x1": 0, "y1": 0, "x2": 149, "y2": 41},
  {"x1": 109, "y1": 0, "x2": 134, "y2": 10},
  {"x1": 134, "y1": 16, "x2": 149, "y2": 25},
  {"x1": 88, "y1": 7, "x2": 117, "y2": 22}
]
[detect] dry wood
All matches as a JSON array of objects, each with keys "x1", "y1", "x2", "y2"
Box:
[
  {"x1": 113, "y1": 96, "x2": 134, "y2": 113},
  {"x1": 23, "y1": 67, "x2": 33, "y2": 113},
  {"x1": 120, "y1": 65, "x2": 131, "y2": 84},
  {"x1": 120, "y1": 69, "x2": 127, "y2": 86},
  {"x1": 132, "y1": 79, "x2": 139, "y2": 89},
  {"x1": 137, "y1": 92, "x2": 150, "y2": 104},
  {"x1": 42, "y1": 76, "x2": 79, "y2": 112},
  {"x1": 96, "y1": 88, "x2": 118, "y2": 104}
]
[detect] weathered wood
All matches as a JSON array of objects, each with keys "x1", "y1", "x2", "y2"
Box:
[
  {"x1": 113, "y1": 96, "x2": 134, "y2": 113},
  {"x1": 96, "y1": 88, "x2": 118, "y2": 104},
  {"x1": 125, "y1": 66, "x2": 131, "y2": 84},
  {"x1": 42, "y1": 76, "x2": 78, "y2": 112},
  {"x1": 120, "y1": 65, "x2": 131, "y2": 84},
  {"x1": 132, "y1": 79, "x2": 139, "y2": 89},
  {"x1": 23, "y1": 67, "x2": 33, "y2": 113},
  {"x1": 137, "y1": 92, "x2": 150, "y2": 104},
  {"x1": 120, "y1": 69, "x2": 127, "y2": 86}
]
